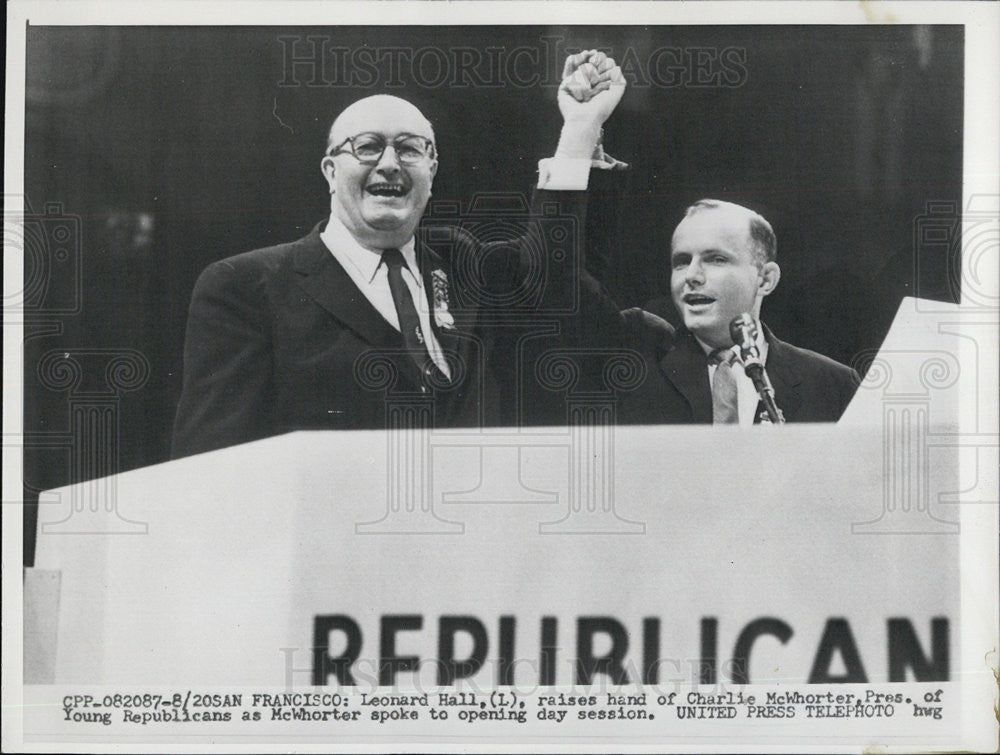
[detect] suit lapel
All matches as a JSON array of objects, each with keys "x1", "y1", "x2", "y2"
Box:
[
  {"x1": 292, "y1": 225, "x2": 423, "y2": 386},
  {"x1": 658, "y1": 331, "x2": 713, "y2": 423},
  {"x1": 761, "y1": 325, "x2": 803, "y2": 422}
]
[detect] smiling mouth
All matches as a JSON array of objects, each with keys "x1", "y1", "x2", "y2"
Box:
[
  {"x1": 366, "y1": 183, "x2": 408, "y2": 197},
  {"x1": 683, "y1": 293, "x2": 715, "y2": 307}
]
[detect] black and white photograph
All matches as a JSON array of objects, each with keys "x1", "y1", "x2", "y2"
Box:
[{"x1": 4, "y1": 1, "x2": 997, "y2": 751}]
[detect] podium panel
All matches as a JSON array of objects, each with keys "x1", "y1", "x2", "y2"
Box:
[{"x1": 32, "y1": 423, "x2": 959, "y2": 687}]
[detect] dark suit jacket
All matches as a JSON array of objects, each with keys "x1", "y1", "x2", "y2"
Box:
[
  {"x1": 611, "y1": 322, "x2": 861, "y2": 425},
  {"x1": 171, "y1": 189, "x2": 585, "y2": 458}
]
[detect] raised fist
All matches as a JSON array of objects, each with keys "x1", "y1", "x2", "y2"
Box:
[{"x1": 558, "y1": 50, "x2": 626, "y2": 126}]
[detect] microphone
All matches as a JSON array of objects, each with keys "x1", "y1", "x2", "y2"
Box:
[
  {"x1": 729, "y1": 314, "x2": 762, "y2": 370},
  {"x1": 729, "y1": 314, "x2": 785, "y2": 424}
]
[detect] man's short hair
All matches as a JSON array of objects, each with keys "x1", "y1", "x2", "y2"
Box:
[{"x1": 683, "y1": 199, "x2": 777, "y2": 268}]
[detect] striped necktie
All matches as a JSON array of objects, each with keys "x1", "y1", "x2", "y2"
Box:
[
  {"x1": 381, "y1": 248, "x2": 441, "y2": 385},
  {"x1": 710, "y1": 348, "x2": 739, "y2": 425}
]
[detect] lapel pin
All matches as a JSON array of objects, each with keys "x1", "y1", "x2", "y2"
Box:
[{"x1": 431, "y1": 268, "x2": 456, "y2": 330}]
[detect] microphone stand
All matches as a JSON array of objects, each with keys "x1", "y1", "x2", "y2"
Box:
[
  {"x1": 730, "y1": 315, "x2": 785, "y2": 424},
  {"x1": 743, "y1": 360, "x2": 785, "y2": 424}
]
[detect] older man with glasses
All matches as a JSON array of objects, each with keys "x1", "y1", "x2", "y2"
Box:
[{"x1": 171, "y1": 53, "x2": 627, "y2": 458}]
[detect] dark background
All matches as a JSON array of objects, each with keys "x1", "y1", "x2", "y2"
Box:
[{"x1": 22, "y1": 25, "x2": 963, "y2": 565}]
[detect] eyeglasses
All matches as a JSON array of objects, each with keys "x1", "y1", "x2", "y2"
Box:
[{"x1": 328, "y1": 133, "x2": 436, "y2": 165}]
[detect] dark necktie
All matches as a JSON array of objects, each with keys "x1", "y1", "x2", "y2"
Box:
[
  {"x1": 381, "y1": 248, "x2": 439, "y2": 384},
  {"x1": 710, "y1": 348, "x2": 739, "y2": 425}
]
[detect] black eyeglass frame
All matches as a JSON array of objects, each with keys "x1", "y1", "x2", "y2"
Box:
[{"x1": 327, "y1": 132, "x2": 437, "y2": 165}]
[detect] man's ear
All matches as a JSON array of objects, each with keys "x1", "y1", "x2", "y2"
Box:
[
  {"x1": 429, "y1": 157, "x2": 438, "y2": 180},
  {"x1": 758, "y1": 261, "x2": 781, "y2": 297},
  {"x1": 320, "y1": 156, "x2": 336, "y2": 194}
]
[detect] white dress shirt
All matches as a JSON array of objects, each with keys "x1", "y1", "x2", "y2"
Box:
[
  {"x1": 320, "y1": 214, "x2": 452, "y2": 380},
  {"x1": 698, "y1": 329, "x2": 771, "y2": 426}
]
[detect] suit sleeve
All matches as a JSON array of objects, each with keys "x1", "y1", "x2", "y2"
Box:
[
  {"x1": 525, "y1": 180, "x2": 637, "y2": 352},
  {"x1": 836, "y1": 364, "x2": 864, "y2": 418},
  {"x1": 171, "y1": 259, "x2": 274, "y2": 459},
  {"x1": 457, "y1": 178, "x2": 639, "y2": 422}
]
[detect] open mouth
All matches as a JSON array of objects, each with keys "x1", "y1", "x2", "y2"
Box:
[
  {"x1": 683, "y1": 293, "x2": 715, "y2": 307},
  {"x1": 366, "y1": 183, "x2": 408, "y2": 198}
]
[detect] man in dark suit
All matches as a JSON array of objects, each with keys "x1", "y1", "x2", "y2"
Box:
[
  {"x1": 172, "y1": 54, "x2": 628, "y2": 458},
  {"x1": 584, "y1": 199, "x2": 860, "y2": 424}
]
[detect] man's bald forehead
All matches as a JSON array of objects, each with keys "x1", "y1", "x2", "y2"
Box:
[
  {"x1": 683, "y1": 199, "x2": 758, "y2": 228},
  {"x1": 672, "y1": 202, "x2": 748, "y2": 244},
  {"x1": 328, "y1": 95, "x2": 435, "y2": 147},
  {"x1": 673, "y1": 198, "x2": 776, "y2": 265}
]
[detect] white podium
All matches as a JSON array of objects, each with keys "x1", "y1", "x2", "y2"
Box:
[{"x1": 27, "y1": 298, "x2": 970, "y2": 688}]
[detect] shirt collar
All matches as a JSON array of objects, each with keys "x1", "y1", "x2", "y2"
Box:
[
  {"x1": 694, "y1": 324, "x2": 768, "y2": 365},
  {"x1": 320, "y1": 213, "x2": 419, "y2": 284}
]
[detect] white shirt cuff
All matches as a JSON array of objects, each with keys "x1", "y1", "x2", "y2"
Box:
[{"x1": 537, "y1": 157, "x2": 592, "y2": 190}]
